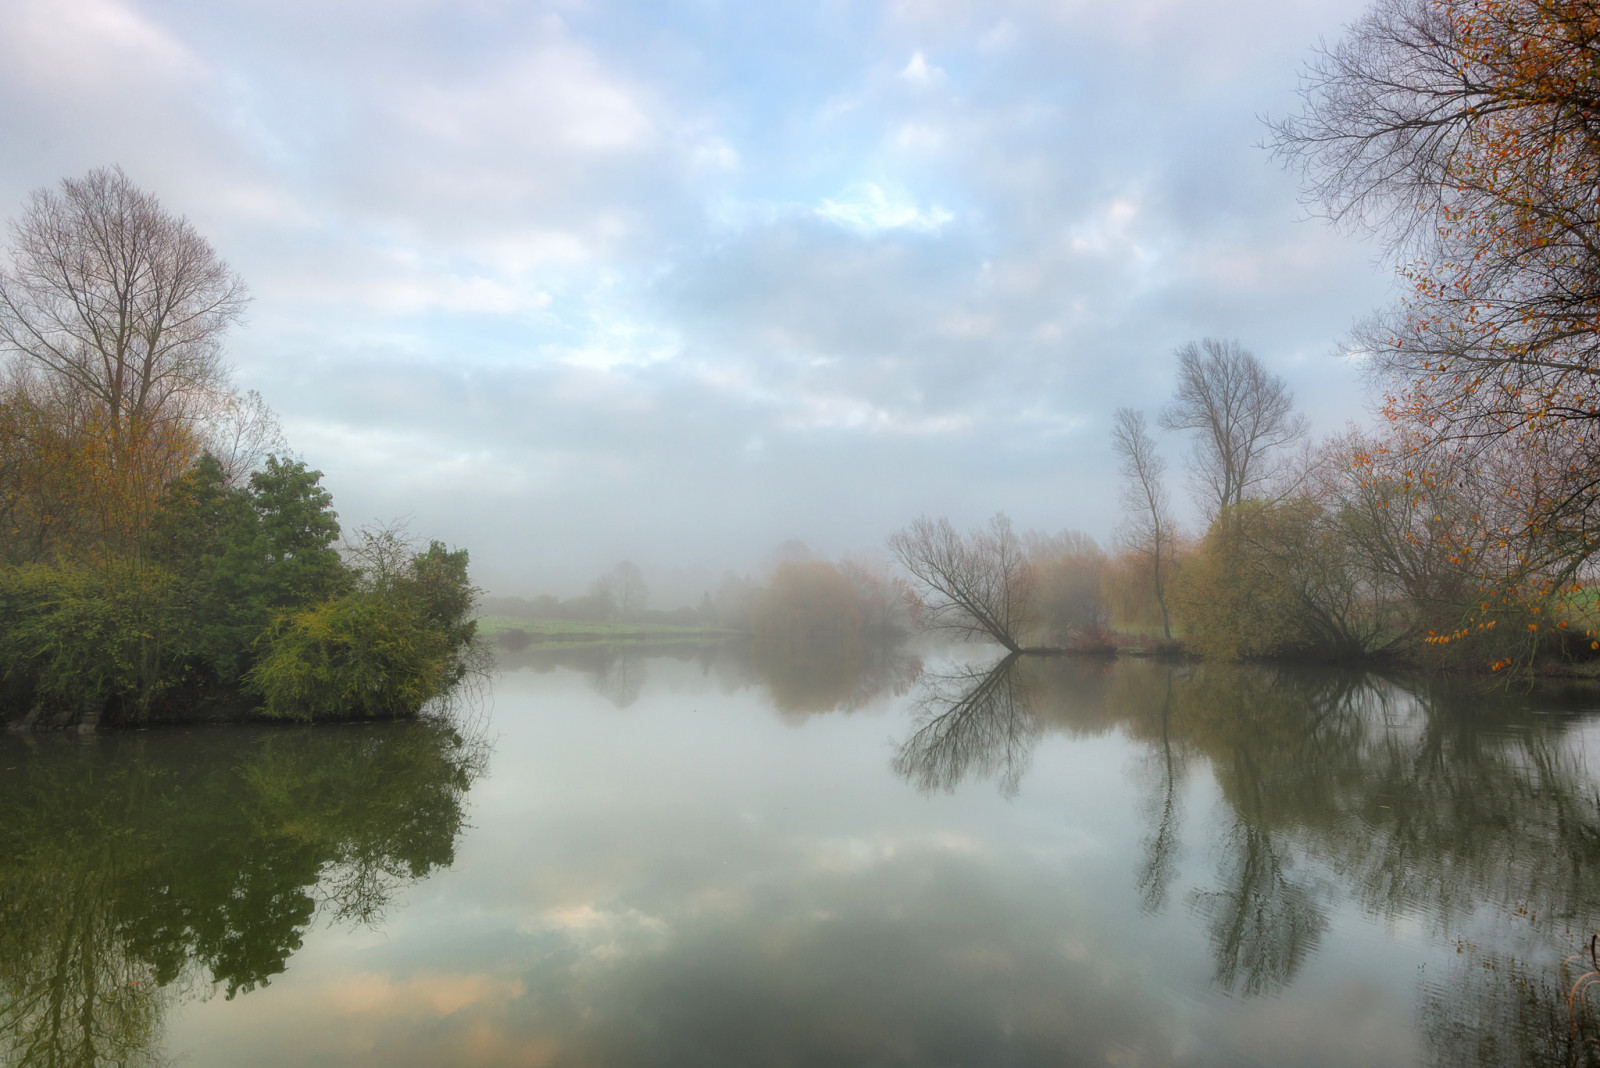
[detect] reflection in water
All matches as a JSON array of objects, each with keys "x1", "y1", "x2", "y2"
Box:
[
  {"x1": 1189, "y1": 820, "x2": 1328, "y2": 996},
  {"x1": 1133, "y1": 671, "x2": 1184, "y2": 914},
  {"x1": 0, "y1": 718, "x2": 488, "y2": 1068},
  {"x1": 592, "y1": 647, "x2": 649, "y2": 708},
  {"x1": 893, "y1": 653, "x2": 1037, "y2": 797},
  {"x1": 493, "y1": 641, "x2": 666, "y2": 709},
  {"x1": 15, "y1": 646, "x2": 1600, "y2": 1066},
  {"x1": 749, "y1": 635, "x2": 922, "y2": 717},
  {"x1": 494, "y1": 637, "x2": 922, "y2": 716},
  {"x1": 1419, "y1": 945, "x2": 1600, "y2": 1068},
  {"x1": 896, "y1": 654, "x2": 1600, "y2": 1056}
]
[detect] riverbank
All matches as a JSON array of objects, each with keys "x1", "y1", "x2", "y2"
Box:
[{"x1": 477, "y1": 615, "x2": 738, "y2": 648}]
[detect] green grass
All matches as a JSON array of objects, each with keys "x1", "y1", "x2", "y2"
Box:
[{"x1": 473, "y1": 615, "x2": 736, "y2": 642}]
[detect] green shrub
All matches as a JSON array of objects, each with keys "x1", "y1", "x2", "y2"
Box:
[
  {"x1": 0, "y1": 560, "x2": 181, "y2": 720},
  {"x1": 246, "y1": 542, "x2": 478, "y2": 722},
  {"x1": 246, "y1": 590, "x2": 447, "y2": 721}
]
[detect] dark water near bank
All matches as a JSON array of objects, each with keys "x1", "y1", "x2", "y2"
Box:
[{"x1": 7, "y1": 644, "x2": 1600, "y2": 1067}]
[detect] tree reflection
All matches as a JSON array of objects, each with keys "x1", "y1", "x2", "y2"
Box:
[
  {"x1": 893, "y1": 654, "x2": 1037, "y2": 797},
  {"x1": 1132, "y1": 671, "x2": 1184, "y2": 914},
  {"x1": 494, "y1": 638, "x2": 922, "y2": 716},
  {"x1": 592, "y1": 647, "x2": 648, "y2": 709},
  {"x1": 1189, "y1": 822, "x2": 1328, "y2": 995},
  {"x1": 894, "y1": 653, "x2": 1600, "y2": 1028},
  {"x1": 0, "y1": 718, "x2": 488, "y2": 1067},
  {"x1": 752, "y1": 637, "x2": 922, "y2": 718}
]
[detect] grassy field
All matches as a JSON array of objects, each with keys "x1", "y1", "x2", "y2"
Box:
[{"x1": 474, "y1": 615, "x2": 737, "y2": 643}]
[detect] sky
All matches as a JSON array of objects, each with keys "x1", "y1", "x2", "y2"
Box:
[{"x1": 0, "y1": 0, "x2": 1396, "y2": 601}]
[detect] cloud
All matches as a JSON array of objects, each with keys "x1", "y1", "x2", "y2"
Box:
[
  {"x1": 0, "y1": 0, "x2": 203, "y2": 91},
  {"x1": 898, "y1": 50, "x2": 945, "y2": 85},
  {"x1": 817, "y1": 182, "x2": 954, "y2": 234},
  {"x1": 0, "y1": 0, "x2": 1395, "y2": 592}
]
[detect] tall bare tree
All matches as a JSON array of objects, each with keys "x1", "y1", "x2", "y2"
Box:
[
  {"x1": 1111, "y1": 407, "x2": 1175, "y2": 640},
  {"x1": 888, "y1": 513, "x2": 1033, "y2": 653},
  {"x1": 0, "y1": 166, "x2": 248, "y2": 450},
  {"x1": 1160, "y1": 339, "x2": 1307, "y2": 518}
]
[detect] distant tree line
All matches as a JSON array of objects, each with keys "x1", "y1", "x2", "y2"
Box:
[
  {"x1": 485, "y1": 548, "x2": 918, "y2": 646},
  {"x1": 0, "y1": 168, "x2": 480, "y2": 727}
]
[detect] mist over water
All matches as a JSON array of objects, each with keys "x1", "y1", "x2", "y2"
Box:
[{"x1": 8, "y1": 648, "x2": 1600, "y2": 1066}]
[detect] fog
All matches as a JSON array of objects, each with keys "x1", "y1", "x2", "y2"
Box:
[{"x1": 0, "y1": 0, "x2": 1392, "y2": 599}]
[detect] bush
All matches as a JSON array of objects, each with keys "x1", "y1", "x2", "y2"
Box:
[
  {"x1": 248, "y1": 590, "x2": 450, "y2": 720},
  {"x1": 1170, "y1": 508, "x2": 1310, "y2": 662},
  {"x1": 246, "y1": 541, "x2": 478, "y2": 721},
  {"x1": 0, "y1": 560, "x2": 182, "y2": 720}
]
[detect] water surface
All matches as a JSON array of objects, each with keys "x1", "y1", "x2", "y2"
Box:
[{"x1": 6, "y1": 644, "x2": 1600, "y2": 1066}]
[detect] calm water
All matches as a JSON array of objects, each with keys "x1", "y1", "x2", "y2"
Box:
[{"x1": 6, "y1": 643, "x2": 1600, "y2": 1067}]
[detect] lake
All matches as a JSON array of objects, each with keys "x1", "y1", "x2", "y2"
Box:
[{"x1": 6, "y1": 642, "x2": 1600, "y2": 1067}]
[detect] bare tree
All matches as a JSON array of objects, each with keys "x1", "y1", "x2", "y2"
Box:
[
  {"x1": 200, "y1": 388, "x2": 286, "y2": 486},
  {"x1": 888, "y1": 513, "x2": 1033, "y2": 653},
  {"x1": 1111, "y1": 407, "x2": 1175, "y2": 640},
  {"x1": 595, "y1": 560, "x2": 649, "y2": 621},
  {"x1": 1160, "y1": 339, "x2": 1307, "y2": 518},
  {"x1": 0, "y1": 166, "x2": 248, "y2": 449}
]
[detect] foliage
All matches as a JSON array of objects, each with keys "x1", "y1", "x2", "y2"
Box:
[
  {"x1": 0, "y1": 559, "x2": 182, "y2": 720},
  {"x1": 1273, "y1": 0, "x2": 1600, "y2": 632},
  {"x1": 247, "y1": 535, "x2": 479, "y2": 722},
  {"x1": 1170, "y1": 506, "x2": 1311, "y2": 661},
  {"x1": 0, "y1": 171, "x2": 475, "y2": 726}
]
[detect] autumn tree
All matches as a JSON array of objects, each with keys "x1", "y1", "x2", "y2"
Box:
[
  {"x1": 0, "y1": 166, "x2": 247, "y2": 442},
  {"x1": 1111, "y1": 407, "x2": 1177, "y2": 639},
  {"x1": 1160, "y1": 339, "x2": 1308, "y2": 519},
  {"x1": 0, "y1": 167, "x2": 249, "y2": 555},
  {"x1": 837, "y1": 555, "x2": 916, "y2": 638},
  {"x1": 1024, "y1": 529, "x2": 1109, "y2": 646},
  {"x1": 1271, "y1": 0, "x2": 1600, "y2": 593}
]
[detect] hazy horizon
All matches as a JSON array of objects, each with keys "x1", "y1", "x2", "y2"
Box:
[{"x1": 0, "y1": 0, "x2": 1393, "y2": 598}]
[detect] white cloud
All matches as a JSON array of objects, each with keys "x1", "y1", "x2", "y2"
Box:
[
  {"x1": 899, "y1": 50, "x2": 945, "y2": 85},
  {"x1": 816, "y1": 183, "x2": 954, "y2": 234},
  {"x1": 0, "y1": 0, "x2": 203, "y2": 90},
  {"x1": 781, "y1": 394, "x2": 973, "y2": 436}
]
